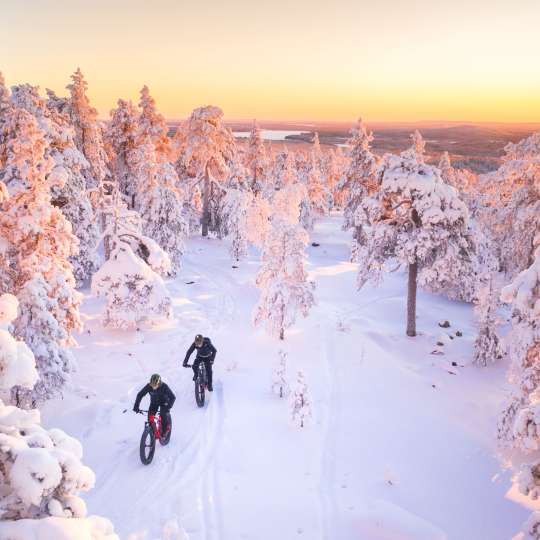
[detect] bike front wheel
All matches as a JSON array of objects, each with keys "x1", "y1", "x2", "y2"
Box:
[
  {"x1": 140, "y1": 425, "x2": 156, "y2": 464},
  {"x1": 195, "y1": 380, "x2": 205, "y2": 407}
]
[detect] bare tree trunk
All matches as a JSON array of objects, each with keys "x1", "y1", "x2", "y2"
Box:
[
  {"x1": 202, "y1": 162, "x2": 210, "y2": 237},
  {"x1": 407, "y1": 260, "x2": 418, "y2": 337}
]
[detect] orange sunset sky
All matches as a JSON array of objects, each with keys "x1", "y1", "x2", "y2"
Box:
[{"x1": 1, "y1": 0, "x2": 539, "y2": 122}]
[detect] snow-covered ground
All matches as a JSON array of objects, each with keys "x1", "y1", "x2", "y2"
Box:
[{"x1": 40, "y1": 215, "x2": 528, "y2": 540}]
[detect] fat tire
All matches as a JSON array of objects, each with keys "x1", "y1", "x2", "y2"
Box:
[
  {"x1": 195, "y1": 380, "x2": 205, "y2": 407},
  {"x1": 140, "y1": 426, "x2": 156, "y2": 465},
  {"x1": 159, "y1": 414, "x2": 172, "y2": 446}
]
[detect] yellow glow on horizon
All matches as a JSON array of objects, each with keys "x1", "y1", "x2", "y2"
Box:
[{"x1": 1, "y1": 0, "x2": 539, "y2": 122}]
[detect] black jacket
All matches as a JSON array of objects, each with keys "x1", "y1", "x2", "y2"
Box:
[
  {"x1": 134, "y1": 382, "x2": 176, "y2": 411},
  {"x1": 184, "y1": 337, "x2": 217, "y2": 364}
]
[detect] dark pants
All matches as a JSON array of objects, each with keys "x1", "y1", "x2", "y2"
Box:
[
  {"x1": 193, "y1": 357, "x2": 213, "y2": 388},
  {"x1": 148, "y1": 404, "x2": 171, "y2": 437}
]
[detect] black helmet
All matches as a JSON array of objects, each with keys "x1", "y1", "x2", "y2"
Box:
[
  {"x1": 150, "y1": 373, "x2": 161, "y2": 387},
  {"x1": 195, "y1": 334, "x2": 204, "y2": 346}
]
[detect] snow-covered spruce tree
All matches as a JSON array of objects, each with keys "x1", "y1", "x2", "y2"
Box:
[
  {"x1": 8, "y1": 83, "x2": 99, "y2": 285},
  {"x1": 0, "y1": 294, "x2": 116, "y2": 538},
  {"x1": 245, "y1": 194, "x2": 272, "y2": 248},
  {"x1": 0, "y1": 71, "x2": 10, "y2": 113},
  {"x1": 306, "y1": 152, "x2": 330, "y2": 218},
  {"x1": 478, "y1": 129, "x2": 540, "y2": 278},
  {"x1": 138, "y1": 85, "x2": 171, "y2": 158},
  {"x1": 356, "y1": 143, "x2": 473, "y2": 336},
  {"x1": 273, "y1": 149, "x2": 297, "y2": 191},
  {"x1": 106, "y1": 98, "x2": 139, "y2": 207},
  {"x1": 438, "y1": 151, "x2": 468, "y2": 192},
  {"x1": 497, "y1": 248, "x2": 540, "y2": 538},
  {"x1": 66, "y1": 68, "x2": 110, "y2": 190},
  {"x1": 244, "y1": 120, "x2": 269, "y2": 195},
  {"x1": 0, "y1": 397, "x2": 118, "y2": 539},
  {"x1": 129, "y1": 134, "x2": 186, "y2": 275},
  {"x1": 174, "y1": 106, "x2": 236, "y2": 236},
  {"x1": 290, "y1": 370, "x2": 312, "y2": 428},
  {"x1": 311, "y1": 132, "x2": 323, "y2": 170},
  {"x1": 341, "y1": 118, "x2": 379, "y2": 232},
  {"x1": 0, "y1": 109, "x2": 82, "y2": 406},
  {"x1": 97, "y1": 187, "x2": 172, "y2": 277},
  {"x1": 220, "y1": 187, "x2": 253, "y2": 262},
  {"x1": 91, "y1": 240, "x2": 172, "y2": 330},
  {"x1": 272, "y1": 182, "x2": 307, "y2": 225},
  {"x1": 0, "y1": 294, "x2": 38, "y2": 398},
  {"x1": 322, "y1": 149, "x2": 344, "y2": 209},
  {"x1": 498, "y1": 247, "x2": 540, "y2": 446},
  {"x1": 272, "y1": 350, "x2": 289, "y2": 398},
  {"x1": 253, "y1": 219, "x2": 315, "y2": 340},
  {"x1": 473, "y1": 277, "x2": 505, "y2": 366}
]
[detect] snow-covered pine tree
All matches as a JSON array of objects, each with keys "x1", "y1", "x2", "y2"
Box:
[
  {"x1": 478, "y1": 129, "x2": 540, "y2": 278},
  {"x1": 322, "y1": 149, "x2": 343, "y2": 209},
  {"x1": 106, "y1": 98, "x2": 139, "y2": 207},
  {"x1": 438, "y1": 151, "x2": 468, "y2": 192},
  {"x1": 0, "y1": 293, "x2": 38, "y2": 396},
  {"x1": 253, "y1": 219, "x2": 315, "y2": 340},
  {"x1": 0, "y1": 292, "x2": 117, "y2": 538},
  {"x1": 473, "y1": 276, "x2": 505, "y2": 366},
  {"x1": 174, "y1": 106, "x2": 236, "y2": 236},
  {"x1": 272, "y1": 182, "x2": 307, "y2": 225},
  {"x1": 221, "y1": 187, "x2": 253, "y2": 262},
  {"x1": 245, "y1": 194, "x2": 272, "y2": 248},
  {"x1": 9, "y1": 83, "x2": 99, "y2": 285},
  {"x1": 97, "y1": 187, "x2": 172, "y2": 277},
  {"x1": 311, "y1": 132, "x2": 323, "y2": 170},
  {"x1": 0, "y1": 108, "x2": 82, "y2": 406},
  {"x1": 244, "y1": 120, "x2": 269, "y2": 195},
  {"x1": 91, "y1": 240, "x2": 172, "y2": 330},
  {"x1": 130, "y1": 135, "x2": 186, "y2": 275},
  {"x1": 402, "y1": 129, "x2": 426, "y2": 162},
  {"x1": 273, "y1": 149, "x2": 297, "y2": 191},
  {"x1": 341, "y1": 118, "x2": 379, "y2": 232},
  {"x1": 356, "y1": 141, "x2": 473, "y2": 336},
  {"x1": 272, "y1": 350, "x2": 289, "y2": 398},
  {"x1": 306, "y1": 151, "x2": 330, "y2": 218},
  {"x1": 66, "y1": 68, "x2": 110, "y2": 190},
  {"x1": 0, "y1": 71, "x2": 10, "y2": 113},
  {"x1": 138, "y1": 85, "x2": 171, "y2": 158},
  {"x1": 290, "y1": 370, "x2": 312, "y2": 427},
  {"x1": 497, "y1": 248, "x2": 540, "y2": 537},
  {"x1": 499, "y1": 247, "x2": 540, "y2": 444}
]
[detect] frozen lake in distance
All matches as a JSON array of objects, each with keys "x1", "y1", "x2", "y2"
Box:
[{"x1": 233, "y1": 129, "x2": 305, "y2": 140}]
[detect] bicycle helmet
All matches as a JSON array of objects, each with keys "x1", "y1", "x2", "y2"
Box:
[
  {"x1": 195, "y1": 334, "x2": 204, "y2": 347},
  {"x1": 149, "y1": 373, "x2": 161, "y2": 388}
]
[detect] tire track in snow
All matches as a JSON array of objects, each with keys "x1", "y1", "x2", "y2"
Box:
[
  {"x1": 319, "y1": 323, "x2": 340, "y2": 540},
  {"x1": 175, "y1": 381, "x2": 225, "y2": 540}
]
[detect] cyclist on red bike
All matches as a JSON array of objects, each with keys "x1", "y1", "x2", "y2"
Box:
[
  {"x1": 183, "y1": 334, "x2": 217, "y2": 391},
  {"x1": 133, "y1": 374, "x2": 175, "y2": 437}
]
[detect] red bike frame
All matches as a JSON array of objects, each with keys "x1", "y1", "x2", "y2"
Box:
[{"x1": 149, "y1": 414, "x2": 162, "y2": 439}]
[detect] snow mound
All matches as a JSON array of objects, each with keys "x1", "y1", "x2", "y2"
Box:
[{"x1": 0, "y1": 515, "x2": 118, "y2": 540}]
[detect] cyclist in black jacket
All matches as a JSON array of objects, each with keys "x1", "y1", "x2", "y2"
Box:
[
  {"x1": 133, "y1": 374, "x2": 175, "y2": 437},
  {"x1": 183, "y1": 334, "x2": 217, "y2": 391}
]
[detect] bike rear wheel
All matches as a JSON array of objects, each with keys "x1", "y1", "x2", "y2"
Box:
[
  {"x1": 159, "y1": 414, "x2": 172, "y2": 446},
  {"x1": 140, "y1": 425, "x2": 156, "y2": 464}
]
